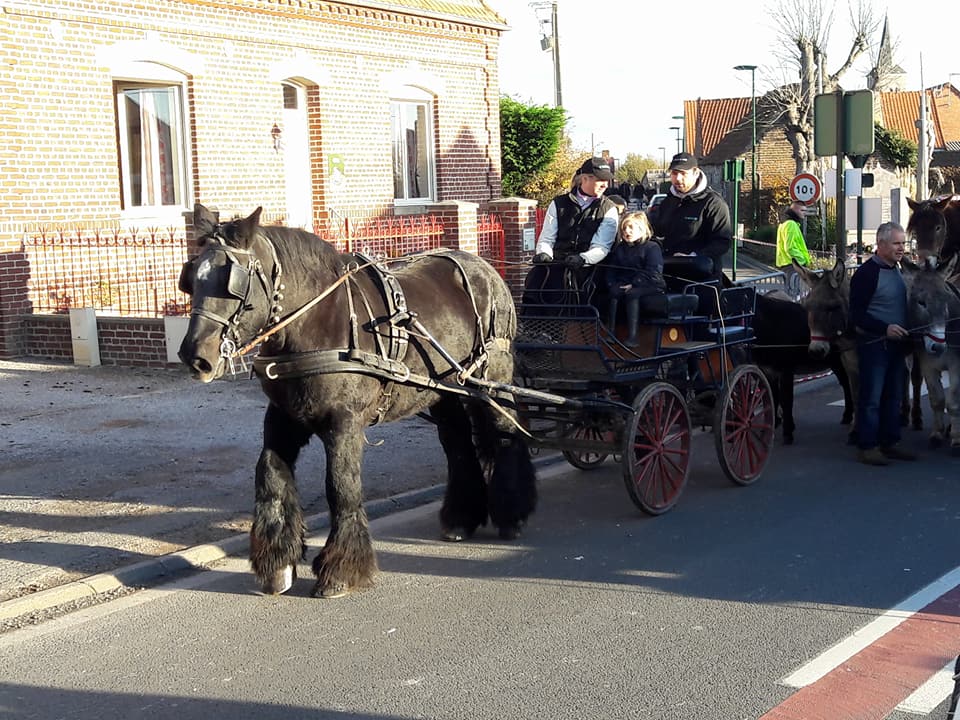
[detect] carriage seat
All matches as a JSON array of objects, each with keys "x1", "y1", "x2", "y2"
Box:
[
  {"x1": 637, "y1": 292, "x2": 700, "y2": 319},
  {"x1": 662, "y1": 255, "x2": 716, "y2": 292}
]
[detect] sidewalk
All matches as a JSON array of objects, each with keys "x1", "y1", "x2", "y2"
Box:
[{"x1": 0, "y1": 359, "x2": 454, "y2": 624}]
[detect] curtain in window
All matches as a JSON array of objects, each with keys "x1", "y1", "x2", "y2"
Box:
[{"x1": 124, "y1": 87, "x2": 176, "y2": 207}]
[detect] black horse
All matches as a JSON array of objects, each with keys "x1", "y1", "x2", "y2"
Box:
[
  {"x1": 750, "y1": 260, "x2": 855, "y2": 445},
  {"x1": 178, "y1": 204, "x2": 536, "y2": 599}
]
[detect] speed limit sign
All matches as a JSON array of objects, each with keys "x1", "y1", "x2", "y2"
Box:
[{"x1": 789, "y1": 173, "x2": 822, "y2": 205}]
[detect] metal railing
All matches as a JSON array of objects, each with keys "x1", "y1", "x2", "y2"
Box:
[
  {"x1": 23, "y1": 212, "x2": 507, "y2": 317},
  {"x1": 24, "y1": 226, "x2": 190, "y2": 317}
]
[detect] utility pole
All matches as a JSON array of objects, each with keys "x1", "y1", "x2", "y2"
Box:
[
  {"x1": 531, "y1": 2, "x2": 562, "y2": 108},
  {"x1": 550, "y1": 1, "x2": 561, "y2": 108}
]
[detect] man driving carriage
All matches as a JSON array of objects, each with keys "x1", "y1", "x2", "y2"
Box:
[
  {"x1": 653, "y1": 152, "x2": 732, "y2": 286},
  {"x1": 523, "y1": 156, "x2": 619, "y2": 305}
]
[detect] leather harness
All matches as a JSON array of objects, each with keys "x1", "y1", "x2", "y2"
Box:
[{"x1": 251, "y1": 249, "x2": 499, "y2": 425}]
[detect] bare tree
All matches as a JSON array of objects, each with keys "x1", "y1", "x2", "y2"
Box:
[{"x1": 766, "y1": 0, "x2": 878, "y2": 173}]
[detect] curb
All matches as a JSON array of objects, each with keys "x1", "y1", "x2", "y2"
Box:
[
  {"x1": 0, "y1": 483, "x2": 447, "y2": 623},
  {"x1": 2, "y1": 455, "x2": 569, "y2": 623}
]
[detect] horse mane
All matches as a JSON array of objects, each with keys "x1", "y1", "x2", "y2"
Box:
[{"x1": 202, "y1": 205, "x2": 342, "y2": 288}]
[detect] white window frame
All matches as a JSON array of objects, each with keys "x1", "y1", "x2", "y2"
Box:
[
  {"x1": 113, "y1": 63, "x2": 191, "y2": 222},
  {"x1": 391, "y1": 87, "x2": 436, "y2": 204}
]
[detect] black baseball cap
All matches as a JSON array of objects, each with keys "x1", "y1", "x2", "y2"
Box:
[
  {"x1": 578, "y1": 157, "x2": 614, "y2": 181},
  {"x1": 668, "y1": 152, "x2": 698, "y2": 171}
]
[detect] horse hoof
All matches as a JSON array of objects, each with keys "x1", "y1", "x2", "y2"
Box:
[
  {"x1": 442, "y1": 526, "x2": 473, "y2": 542},
  {"x1": 311, "y1": 580, "x2": 351, "y2": 599},
  {"x1": 930, "y1": 436, "x2": 944, "y2": 449},
  {"x1": 783, "y1": 435, "x2": 794, "y2": 446},
  {"x1": 498, "y1": 522, "x2": 524, "y2": 541},
  {"x1": 259, "y1": 565, "x2": 295, "y2": 595}
]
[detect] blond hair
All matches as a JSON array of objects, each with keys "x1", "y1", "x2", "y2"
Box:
[{"x1": 618, "y1": 211, "x2": 653, "y2": 243}]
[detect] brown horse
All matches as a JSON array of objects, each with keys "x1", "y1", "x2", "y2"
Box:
[{"x1": 907, "y1": 195, "x2": 960, "y2": 262}]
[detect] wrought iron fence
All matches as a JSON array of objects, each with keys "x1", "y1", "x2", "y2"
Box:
[
  {"x1": 22, "y1": 212, "x2": 506, "y2": 318},
  {"x1": 24, "y1": 226, "x2": 190, "y2": 317},
  {"x1": 477, "y1": 213, "x2": 505, "y2": 277}
]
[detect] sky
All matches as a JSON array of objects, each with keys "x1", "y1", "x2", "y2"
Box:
[{"x1": 484, "y1": 0, "x2": 960, "y2": 164}]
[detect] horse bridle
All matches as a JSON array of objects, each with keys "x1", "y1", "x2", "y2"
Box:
[{"x1": 181, "y1": 233, "x2": 283, "y2": 371}]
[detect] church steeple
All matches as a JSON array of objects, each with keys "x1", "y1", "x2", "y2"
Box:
[{"x1": 867, "y1": 15, "x2": 907, "y2": 92}]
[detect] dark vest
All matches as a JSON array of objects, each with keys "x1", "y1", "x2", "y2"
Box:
[{"x1": 552, "y1": 192, "x2": 613, "y2": 258}]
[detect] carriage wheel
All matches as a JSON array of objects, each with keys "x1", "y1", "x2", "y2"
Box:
[
  {"x1": 713, "y1": 364, "x2": 775, "y2": 486},
  {"x1": 621, "y1": 382, "x2": 691, "y2": 515},
  {"x1": 562, "y1": 425, "x2": 610, "y2": 470}
]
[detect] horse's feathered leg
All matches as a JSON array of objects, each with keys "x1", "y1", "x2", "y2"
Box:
[
  {"x1": 250, "y1": 403, "x2": 310, "y2": 595},
  {"x1": 311, "y1": 413, "x2": 377, "y2": 598},
  {"x1": 470, "y1": 349, "x2": 537, "y2": 540},
  {"x1": 431, "y1": 396, "x2": 488, "y2": 541}
]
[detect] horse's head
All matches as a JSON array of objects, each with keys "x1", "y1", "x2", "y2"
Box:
[
  {"x1": 796, "y1": 259, "x2": 850, "y2": 357},
  {"x1": 902, "y1": 254, "x2": 959, "y2": 356},
  {"x1": 907, "y1": 196, "x2": 951, "y2": 262},
  {"x1": 178, "y1": 204, "x2": 283, "y2": 382}
]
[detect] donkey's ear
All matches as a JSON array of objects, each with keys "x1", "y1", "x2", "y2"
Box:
[
  {"x1": 828, "y1": 258, "x2": 846, "y2": 288},
  {"x1": 234, "y1": 207, "x2": 263, "y2": 249},
  {"x1": 907, "y1": 197, "x2": 920, "y2": 211},
  {"x1": 194, "y1": 203, "x2": 219, "y2": 240}
]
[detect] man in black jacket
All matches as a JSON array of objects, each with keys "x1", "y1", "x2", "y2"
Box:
[{"x1": 652, "y1": 152, "x2": 732, "y2": 283}]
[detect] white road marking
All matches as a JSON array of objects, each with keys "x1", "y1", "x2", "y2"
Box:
[
  {"x1": 897, "y1": 660, "x2": 956, "y2": 714},
  {"x1": 781, "y1": 565, "x2": 960, "y2": 713}
]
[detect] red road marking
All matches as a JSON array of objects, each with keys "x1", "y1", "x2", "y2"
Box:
[{"x1": 761, "y1": 585, "x2": 960, "y2": 719}]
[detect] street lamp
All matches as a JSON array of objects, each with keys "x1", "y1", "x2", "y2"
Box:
[
  {"x1": 658, "y1": 146, "x2": 666, "y2": 172},
  {"x1": 734, "y1": 64, "x2": 758, "y2": 228},
  {"x1": 672, "y1": 115, "x2": 685, "y2": 153},
  {"x1": 669, "y1": 126, "x2": 681, "y2": 154}
]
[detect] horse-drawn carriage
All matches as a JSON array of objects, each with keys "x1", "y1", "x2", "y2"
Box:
[
  {"x1": 176, "y1": 204, "x2": 775, "y2": 598},
  {"x1": 512, "y1": 257, "x2": 774, "y2": 514}
]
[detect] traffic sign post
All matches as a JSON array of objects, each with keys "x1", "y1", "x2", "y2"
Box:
[
  {"x1": 789, "y1": 173, "x2": 822, "y2": 205},
  {"x1": 789, "y1": 173, "x2": 822, "y2": 242}
]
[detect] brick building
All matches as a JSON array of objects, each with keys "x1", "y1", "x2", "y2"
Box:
[{"x1": 0, "y1": 0, "x2": 524, "y2": 360}]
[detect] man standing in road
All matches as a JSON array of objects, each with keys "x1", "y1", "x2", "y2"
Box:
[
  {"x1": 850, "y1": 221, "x2": 917, "y2": 466},
  {"x1": 652, "y1": 152, "x2": 732, "y2": 284},
  {"x1": 776, "y1": 201, "x2": 812, "y2": 300}
]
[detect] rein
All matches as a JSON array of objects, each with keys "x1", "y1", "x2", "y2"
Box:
[{"x1": 233, "y1": 257, "x2": 380, "y2": 357}]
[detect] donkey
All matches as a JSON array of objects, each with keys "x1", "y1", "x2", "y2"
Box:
[{"x1": 901, "y1": 255, "x2": 960, "y2": 452}]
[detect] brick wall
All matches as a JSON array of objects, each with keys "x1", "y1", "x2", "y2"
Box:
[
  {"x1": 0, "y1": 0, "x2": 505, "y2": 357},
  {"x1": 23, "y1": 314, "x2": 175, "y2": 367}
]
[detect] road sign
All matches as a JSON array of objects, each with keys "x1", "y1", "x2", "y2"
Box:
[{"x1": 789, "y1": 173, "x2": 822, "y2": 205}]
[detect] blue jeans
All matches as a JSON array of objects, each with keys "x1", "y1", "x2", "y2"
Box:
[{"x1": 856, "y1": 337, "x2": 907, "y2": 449}]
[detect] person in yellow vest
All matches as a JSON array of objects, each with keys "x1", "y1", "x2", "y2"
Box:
[{"x1": 776, "y1": 201, "x2": 812, "y2": 300}]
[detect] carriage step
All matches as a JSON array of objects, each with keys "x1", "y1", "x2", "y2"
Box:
[{"x1": 666, "y1": 341, "x2": 716, "y2": 351}]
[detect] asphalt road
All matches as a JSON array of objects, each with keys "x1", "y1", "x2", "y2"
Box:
[
  {"x1": 3, "y1": 363, "x2": 960, "y2": 718},
  {"x1": 0, "y1": 359, "x2": 451, "y2": 607}
]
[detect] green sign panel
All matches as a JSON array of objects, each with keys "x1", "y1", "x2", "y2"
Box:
[
  {"x1": 814, "y1": 93, "x2": 838, "y2": 157},
  {"x1": 843, "y1": 90, "x2": 875, "y2": 156},
  {"x1": 813, "y1": 90, "x2": 875, "y2": 158}
]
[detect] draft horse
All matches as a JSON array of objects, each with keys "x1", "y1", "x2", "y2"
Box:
[{"x1": 178, "y1": 204, "x2": 536, "y2": 598}]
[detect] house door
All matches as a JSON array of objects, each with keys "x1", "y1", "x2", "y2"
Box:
[{"x1": 282, "y1": 82, "x2": 312, "y2": 230}]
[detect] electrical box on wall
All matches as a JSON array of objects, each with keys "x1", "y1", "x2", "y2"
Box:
[{"x1": 69, "y1": 308, "x2": 101, "y2": 367}]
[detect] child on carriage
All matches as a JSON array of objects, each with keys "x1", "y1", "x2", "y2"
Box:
[{"x1": 605, "y1": 211, "x2": 666, "y2": 346}]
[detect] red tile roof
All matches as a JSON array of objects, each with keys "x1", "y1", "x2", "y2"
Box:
[{"x1": 684, "y1": 85, "x2": 960, "y2": 162}]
